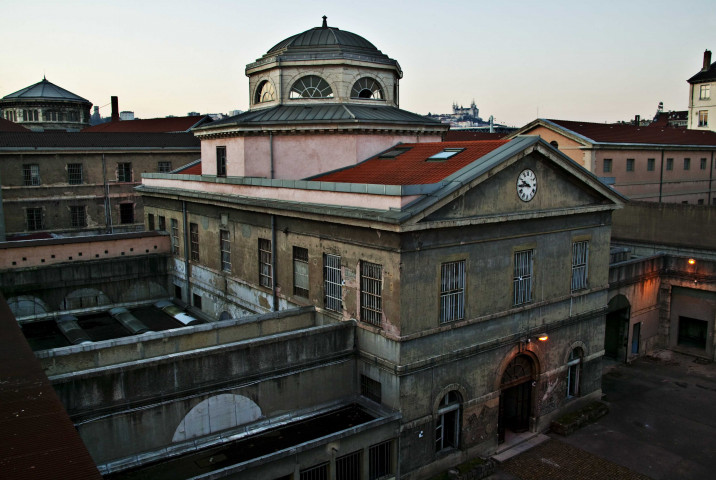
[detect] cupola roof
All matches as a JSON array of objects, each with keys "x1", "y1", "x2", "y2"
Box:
[{"x1": 2, "y1": 78, "x2": 90, "y2": 103}]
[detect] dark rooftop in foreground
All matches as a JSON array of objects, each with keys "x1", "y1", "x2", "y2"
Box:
[{"x1": 0, "y1": 132, "x2": 200, "y2": 149}]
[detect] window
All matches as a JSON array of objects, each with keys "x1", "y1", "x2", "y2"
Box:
[
  {"x1": 361, "y1": 262, "x2": 382, "y2": 326},
  {"x1": 647, "y1": 158, "x2": 655, "y2": 171},
  {"x1": 259, "y1": 238, "x2": 272, "y2": 288},
  {"x1": 684, "y1": 158, "x2": 691, "y2": 170},
  {"x1": 698, "y1": 110, "x2": 708, "y2": 127},
  {"x1": 216, "y1": 146, "x2": 227, "y2": 177},
  {"x1": 701, "y1": 158, "x2": 707, "y2": 170},
  {"x1": 254, "y1": 80, "x2": 276, "y2": 103},
  {"x1": 67, "y1": 163, "x2": 83, "y2": 184},
  {"x1": 158, "y1": 161, "x2": 172, "y2": 173},
  {"x1": 666, "y1": 158, "x2": 673, "y2": 171},
  {"x1": 293, "y1": 246, "x2": 309, "y2": 297},
  {"x1": 566, "y1": 347, "x2": 583, "y2": 398},
  {"x1": 193, "y1": 293, "x2": 202, "y2": 310},
  {"x1": 220, "y1": 229, "x2": 231, "y2": 272},
  {"x1": 118, "y1": 162, "x2": 132, "y2": 182},
  {"x1": 361, "y1": 374, "x2": 382, "y2": 404},
  {"x1": 369, "y1": 440, "x2": 393, "y2": 480},
  {"x1": 626, "y1": 158, "x2": 634, "y2": 172},
  {"x1": 350, "y1": 77, "x2": 384, "y2": 100},
  {"x1": 336, "y1": 450, "x2": 361, "y2": 480},
  {"x1": 435, "y1": 391, "x2": 461, "y2": 452},
  {"x1": 550, "y1": 140, "x2": 559, "y2": 148},
  {"x1": 427, "y1": 148, "x2": 464, "y2": 161},
  {"x1": 440, "y1": 260, "x2": 465, "y2": 323},
  {"x1": 324, "y1": 253, "x2": 342, "y2": 312},
  {"x1": 513, "y1": 250, "x2": 533, "y2": 305},
  {"x1": 119, "y1": 203, "x2": 134, "y2": 224},
  {"x1": 700, "y1": 84, "x2": 711, "y2": 100},
  {"x1": 571, "y1": 241, "x2": 589, "y2": 291},
  {"x1": 698, "y1": 199, "x2": 704, "y2": 205},
  {"x1": 171, "y1": 219, "x2": 179, "y2": 255},
  {"x1": 190, "y1": 223, "x2": 199, "y2": 261},
  {"x1": 158, "y1": 215, "x2": 166, "y2": 231},
  {"x1": 26, "y1": 208, "x2": 43, "y2": 231},
  {"x1": 23, "y1": 164, "x2": 40, "y2": 186},
  {"x1": 147, "y1": 213, "x2": 155, "y2": 231},
  {"x1": 23, "y1": 110, "x2": 38, "y2": 122},
  {"x1": 300, "y1": 463, "x2": 328, "y2": 480},
  {"x1": 289, "y1": 75, "x2": 333, "y2": 99},
  {"x1": 70, "y1": 206, "x2": 86, "y2": 228},
  {"x1": 379, "y1": 147, "x2": 411, "y2": 158},
  {"x1": 602, "y1": 159, "x2": 612, "y2": 173}
]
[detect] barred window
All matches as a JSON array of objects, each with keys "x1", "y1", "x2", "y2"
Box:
[
  {"x1": 26, "y1": 208, "x2": 43, "y2": 231},
  {"x1": 70, "y1": 206, "x2": 86, "y2": 228},
  {"x1": 336, "y1": 450, "x2": 361, "y2": 480},
  {"x1": 23, "y1": 164, "x2": 40, "y2": 186},
  {"x1": 220, "y1": 229, "x2": 231, "y2": 272},
  {"x1": 119, "y1": 203, "x2": 134, "y2": 224},
  {"x1": 368, "y1": 440, "x2": 393, "y2": 480},
  {"x1": 67, "y1": 163, "x2": 83, "y2": 184},
  {"x1": 684, "y1": 158, "x2": 691, "y2": 171},
  {"x1": 117, "y1": 162, "x2": 132, "y2": 182},
  {"x1": 293, "y1": 246, "x2": 309, "y2": 297},
  {"x1": 216, "y1": 146, "x2": 227, "y2": 177},
  {"x1": 440, "y1": 260, "x2": 465, "y2": 323},
  {"x1": 361, "y1": 261, "x2": 382, "y2": 326},
  {"x1": 190, "y1": 223, "x2": 199, "y2": 261},
  {"x1": 300, "y1": 462, "x2": 328, "y2": 480},
  {"x1": 361, "y1": 374, "x2": 382, "y2": 404},
  {"x1": 324, "y1": 254, "x2": 342, "y2": 312},
  {"x1": 513, "y1": 250, "x2": 533, "y2": 305},
  {"x1": 158, "y1": 161, "x2": 172, "y2": 173},
  {"x1": 571, "y1": 241, "x2": 589, "y2": 291},
  {"x1": 171, "y1": 219, "x2": 179, "y2": 255},
  {"x1": 259, "y1": 238, "x2": 272, "y2": 288}
]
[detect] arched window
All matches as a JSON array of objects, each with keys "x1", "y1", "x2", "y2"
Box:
[
  {"x1": 254, "y1": 80, "x2": 276, "y2": 104},
  {"x1": 566, "y1": 347, "x2": 583, "y2": 398},
  {"x1": 351, "y1": 77, "x2": 384, "y2": 100},
  {"x1": 289, "y1": 75, "x2": 333, "y2": 99},
  {"x1": 435, "y1": 391, "x2": 461, "y2": 452}
]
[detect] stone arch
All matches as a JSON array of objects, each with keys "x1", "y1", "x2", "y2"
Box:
[
  {"x1": 254, "y1": 79, "x2": 276, "y2": 104},
  {"x1": 7, "y1": 295, "x2": 50, "y2": 318},
  {"x1": 173, "y1": 394, "x2": 262, "y2": 443},
  {"x1": 605, "y1": 294, "x2": 631, "y2": 360},
  {"x1": 218, "y1": 311, "x2": 232, "y2": 321},
  {"x1": 562, "y1": 340, "x2": 588, "y2": 364},
  {"x1": 432, "y1": 383, "x2": 469, "y2": 414},
  {"x1": 62, "y1": 288, "x2": 111, "y2": 310},
  {"x1": 493, "y1": 348, "x2": 541, "y2": 391}
]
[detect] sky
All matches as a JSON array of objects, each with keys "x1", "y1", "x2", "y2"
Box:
[{"x1": 2, "y1": 0, "x2": 714, "y2": 127}]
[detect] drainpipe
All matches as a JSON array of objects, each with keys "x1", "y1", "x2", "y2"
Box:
[
  {"x1": 102, "y1": 154, "x2": 113, "y2": 233},
  {"x1": 269, "y1": 132, "x2": 274, "y2": 180},
  {"x1": 709, "y1": 151, "x2": 714, "y2": 205},
  {"x1": 658, "y1": 150, "x2": 665, "y2": 203},
  {"x1": 182, "y1": 200, "x2": 191, "y2": 303},
  {"x1": 271, "y1": 214, "x2": 278, "y2": 312}
]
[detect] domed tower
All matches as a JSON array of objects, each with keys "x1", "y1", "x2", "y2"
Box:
[{"x1": 194, "y1": 17, "x2": 446, "y2": 180}]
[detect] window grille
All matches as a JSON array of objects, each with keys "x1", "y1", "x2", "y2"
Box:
[
  {"x1": 23, "y1": 164, "x2": 40, "y2": 186},
  {"x1": 220, "y1": 229, "x2": 231, "y2": 272},
  {"x1": 602, "y1": 159, "x2": 612, "y2": 173},
  {"x1": 300, "y1": 462, "x2": 328, "y2": 480},
  {"x1": 324, "y1": 254, "x2": 342, "y2": 312},
  {"x1": 118, "y1": 163, "x2": 132, "y2": 182},
  {"x1": 513, "y1": 250, "x2": 533, "y2": 305},
  {"x1": 440, "y1": 260, "x2": 465, "y2": 323},
  {"x1": 119, "y1": 203, "x2": 134, "y2": 224},
  {"x1": 259, "y1": 238, "x2": 272, "y2": 288},
  {"x1": 361, "y1": 374, "x2": 382, "y2": 404},
  {"x1": 290, "y1": 75, "x2": 334, "y2": 99},
  {"x1": 171, "y1": 219, "x2": 179, "y2": 255},
  {"x1": 67, "y1": 163, "x2": 83, "y2": 184},
  {"x1": 571, "y1": 241, "x2": 589, "y2": 291},
  {"x1": 626, "y1": 158, "x2": 634, "y2": 172},
  {"x1": 647, "y1": 158, "x2": 655, "y2": 171},
  {"x1": 666, "y1": 158, "x2": 674, "y2": 171},
  {"x1": 684, "y1": 158, "x2": 691, "y2": 170},
  {"x1": 216, "y1": 146, "x2": 227, "y2": 177},
  {"x1": 701, "y1": 158, "x2": 707, "y2": 170},
  {"x1": 293, "y1": 246, "x2": 309, "y2": 297},
  {"x1": 70, "y1": 206, "x2": 86, "y2": 228},
  {"x1": 26, "y1": 208, "x2": 43, "y2": 231},
  {"x1": 336, "y1": 450, "x2": 361, "y2": 480},
  {"x1": 361, "y1": 261, "x2": 382, "y2": 326},
  {"x1": 158, "y1": 161, "x2": 172, "y2": 173},
  {"x1": 190, "y1": 223, "x2": 199, "y2": 261},
  {"x1": 368, "y1": 440, "x2": 393, "y2": 480}
]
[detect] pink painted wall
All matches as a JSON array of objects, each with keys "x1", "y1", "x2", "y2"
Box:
[{"x1": 522, "y1": 125, "x2": 588, "y2": 167}]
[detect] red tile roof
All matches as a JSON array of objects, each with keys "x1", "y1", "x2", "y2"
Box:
[
  {"x1": 444, "y1": 131, "x2": 507, "y2": 141},
  {"x1": 313, "y1": 141, "x2": 509, "y2": 185},
  {"x1": 175, "y1": 161, "x2": 201, "y2": 175},
  {"x1": 82, "y1": 115, "x2": 208, "y2": 133},
  {"x1": 0, "y1": 295, "x2": 101, "y2": 479},
  {"x1": 546, "y1": 119, "x2": 716, "y2": 145},
  {"x1": 0, "y1": 118, "x2": 30, "y2": 132}
]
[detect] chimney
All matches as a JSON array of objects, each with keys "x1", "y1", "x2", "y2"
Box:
[
  {"x1": 703, "y1": 50, "x2": 712, "y2": 71},
  {"x1": 635, "y1": 114, "x2": 640, "y2": 125},
  {"x1": 111, "y1": 96, "x2": 119, "y2": 122}
]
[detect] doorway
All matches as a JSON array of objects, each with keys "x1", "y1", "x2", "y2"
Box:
[
  {"x1": 605, "y1": 295, "x2": 630, "y2": 361},
  {"x1": 498, "y1": 354, "x2": 534, "y2": 444}
]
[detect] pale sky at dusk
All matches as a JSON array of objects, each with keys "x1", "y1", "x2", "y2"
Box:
[{"x1": 2, "y1": 0, "x2": 714, "y2": 127}]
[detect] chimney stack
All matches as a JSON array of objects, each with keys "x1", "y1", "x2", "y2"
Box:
[
  {"x1": 111, "y1": 96, "x2": 119, "y2": 122},
  {"x1": 703, "y1": 50, "x2": 712, "y2": 71},
  {"x1": 635, "y1": 114, "x2": 640, "y2": 125}
]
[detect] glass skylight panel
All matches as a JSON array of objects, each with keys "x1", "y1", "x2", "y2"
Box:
[
  {"x1": 379, "y1": 147, "x2": 411, "y2": 158},
  {"x1": 427, "y1": 148, "x2": 464, "y2": 160}
]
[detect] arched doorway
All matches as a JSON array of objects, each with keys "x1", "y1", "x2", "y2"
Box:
[
  {"x1": 606, "y1": 295, "x2": 630, "y2": 361},
  {"x1": 498, "y1": 354, "x2": 535, "y2": 444}
]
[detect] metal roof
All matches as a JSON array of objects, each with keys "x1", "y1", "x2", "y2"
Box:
[
  {"x1": 2, "y1": 78, "x2": 90, "y2": 103},
  {"x1": 0, "y1": 132, "x2": 200, "y2": 150},
  {"x1": 688, "y1": 62, "x2": 716, "y2": 84}
]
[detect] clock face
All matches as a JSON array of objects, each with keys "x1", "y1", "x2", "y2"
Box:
[{"x1": 517, "y1": 169, "x2": 537, "y2": 202}]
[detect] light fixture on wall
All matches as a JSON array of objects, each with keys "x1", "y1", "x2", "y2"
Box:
[
  {"x1": 688, "y1": 258, "x2": 696, "y2": 265},
  {"x1": 537, "y1": 333, "x2": 549, "y2": 342}
]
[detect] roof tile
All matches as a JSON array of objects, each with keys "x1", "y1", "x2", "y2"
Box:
[{"x1": 546, "y1": 119, "x2": 716, "y2": 146}]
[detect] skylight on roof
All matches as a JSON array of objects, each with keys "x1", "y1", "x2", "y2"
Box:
[
  {"x1": 427, "y1": 148, "x2": 464, "y2": 161},
  {"x1": 379, "y1": 147, "x2": 411, "y2": 158}
]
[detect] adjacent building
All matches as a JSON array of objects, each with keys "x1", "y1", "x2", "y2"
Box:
[{"x1": 687, "y1": 50, "x2": 716, "y2": 132}]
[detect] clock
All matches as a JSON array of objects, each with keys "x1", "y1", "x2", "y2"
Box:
[{"x1": 517, "y1": 169, "x2": 537, "y2": 202}]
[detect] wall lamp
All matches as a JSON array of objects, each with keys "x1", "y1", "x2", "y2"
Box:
[{"x1": 688, "y1": 258, "x2": 696, "y2": 265}]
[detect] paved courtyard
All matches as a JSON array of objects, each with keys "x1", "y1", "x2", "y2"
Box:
[{"x1": 491, "y1": 351, "x2": 716, "y2": 480}]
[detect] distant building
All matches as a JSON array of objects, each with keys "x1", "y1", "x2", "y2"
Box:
[
  {"x1": 82, "y1": 115, "x2": 212, "y2": 133},
  {"x1": 119, "y1": 111, "x2": 135, "y2": 121},
  {"x1": 651, "y1": 102, "x2": 687, "y2": 128},
  {"x1": 688, "y1": 49, "x2": 716, "y2": 132},
  {"x1": 0, "y1": 78, "x2": 92, "y2": 132}
]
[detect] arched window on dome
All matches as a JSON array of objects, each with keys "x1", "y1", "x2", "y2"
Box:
[
  {"x1": 289, "y1": 75, "x2": 333, "y2": 99},
  {"x1": 254, "y1": 80, "x2": 276, "y2": 104},
  {"x1": 351, "y1": 77, "x2": 384, "y2": 100}
]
